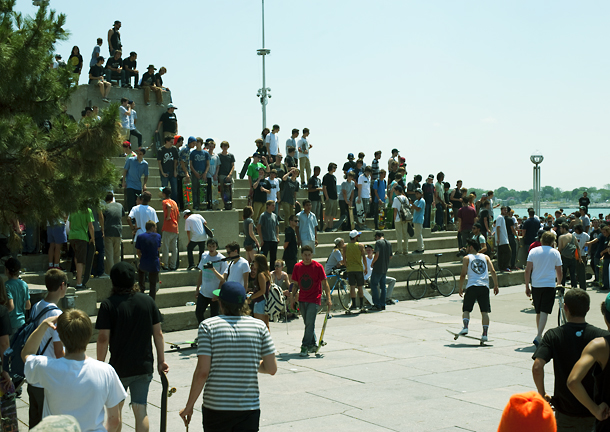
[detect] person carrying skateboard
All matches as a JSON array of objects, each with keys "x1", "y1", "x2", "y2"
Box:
[
  {"x1": 179, "y1": 281, "x2": 277, "y2": 430},
  {"x1": 343, "y1": 230, "x2": 368, "y2": 312},
  {"x1": 457, "y1": 238, "x2": 499, "y2": 342},
  {"x1": 290, "y1": 245, "x2": 332, "y2": 357},
  {"x1": 96, "y1": 262, "x2": 169, "y2": 432}
]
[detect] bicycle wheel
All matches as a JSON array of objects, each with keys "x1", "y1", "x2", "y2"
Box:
[
  {"x1": 557, "y1": 288, "x2": 566, "y2": 326},
  {"x1": 435, "y1": 268, "x2": 456, "y2": 297},
  {"x1": 336, "y1": 279, "x2": 351, "y2": 311},
  {"x1": 407, "y1": 269, "x2": 428, "y2": 299}
]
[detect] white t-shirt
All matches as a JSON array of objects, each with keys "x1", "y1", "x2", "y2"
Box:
[
  {"x1": 224, "y1": 257, "x2": 251, "y2": 288},
  {"x1": 28, "y1": 300, "x2": 63, "y2": 388},
  {"x1": 129, "y1": 205, "x2": 159, "y2": 239},
  {"x1": 574, "y1": 232, "x2": 590, "y2": 256},
  {"x1": 185, "y1": 214, "x2": 207, "y2": 242},
  {"x1": 364, "y1": 256, "x2": 373, "y2": 281},
  {"x1": 119, "y1": 106, "x2": 130, "y2": 129},
  {"x1": 24, "y1": 356, "x2": 127, "y2": 432},
  {"x1": 495, "y1": 215, "x2": 508, "y2": 245},
  {"x1": 392, "y1": 195, "x2": 408, "y2": 223},
  {"x1": 129, "y1": 109, "x2": 137, "y2": 130},
  {"x1": 358, "y1": 174, "x2": 371, "y2": 199},
  {"x1": 297, "y1": 138, "x2": 309, "y2": 159},
  {"x1": 266, "y1": 177, "x2": 280, "y2": 202},
  {"x1": 527, "y1": 245, "x2": 563, "y2": 287},
  {"x1": 266, "y1": 132, "x2": 279, "y2": 155},
  {"x1": 198, "y1": 252, "x2": 228, "y2": 298}
]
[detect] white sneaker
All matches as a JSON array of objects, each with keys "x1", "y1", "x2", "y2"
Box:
[
  {"x1": 481, "y1": 335, "x2": 488, "y2": 342},
  {"x1": 458, "y1": 328, "x2": 468, "y2": 335}
]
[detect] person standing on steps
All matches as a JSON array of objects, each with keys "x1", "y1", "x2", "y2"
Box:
[
  {"x1": 525, "y1": 231, "x2": 563, "y2": 347},
  {"x1": 184, "y1": 210, "x2": 208, "y2": 271},
  {"x1": 157, "y1": 136, "x2": 179, "y2": 203},
  {"x1": 412, "y1": 188, "x2": 426, "y2": 254},
  {"x1": 322, "y1": 163, "x2": 338, "y2": 232},
  {"x1": 107, "y1": 20, "x2": 121, "y2": 55},
  {"x1": 368, "y1": 231, "x2": 394, "y2": 311},
  {"x1": 135, "y1": 221, "x2": 161, "y2": 300},
  {"x1": 257, "y1": 200, "x2": 280, "y2": 267},
  {"x1": 122, "y1": 146, "x2": 148, "y2": 213},
  {"x1": 457, "y1": 239, "x2": 499, "y2": 342},
  {"x1": 533, "y1": 288, "x2": 609, "y2": 431},
  {"x1": 160, "y1": 187, "x2": 179, "y2": 271},
  {"x1": 392, "y1": 185, "x2": 410, "y2": 255},
  {"x1": 495, "y1": 206, "x2": 512, "y2": 272},
  {"x1": 298, "y1": 128, "x2": 312, "y2": 187},
  {"x1": 296, "y1": 199, "x2": 319, "y2": 254},
  {"x1": 433, "y1": 172, "x2": 446, "y2": 232},
  {"x1": 195, "y1": 239, "x2": 227, "y2": 323},
  {"x1": 290, "y1": 246, "x2": 332, "y2": 357},
  {"x1": 343, "y1": 230, "x2": 368, "y2": 312}
]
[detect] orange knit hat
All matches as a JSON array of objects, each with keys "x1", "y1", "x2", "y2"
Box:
[{"x1": 498, "y1": 391, "x2": 556, "y2": 432}]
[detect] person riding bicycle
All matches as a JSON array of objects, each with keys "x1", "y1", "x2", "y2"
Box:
[
  {"x1": 343, "y1": 230, "x2": 367, "y2": 312},
  {"x1": 457, "y1": 238, "x2": 499, "y2": 342},
  {"x1": 325, "y1": 238, "x2": 345, "y2": 275}
]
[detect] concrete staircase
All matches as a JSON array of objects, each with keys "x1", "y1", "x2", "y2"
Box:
[{"x1": 16, "y1": 156, "x2": 526, "y2": 341}]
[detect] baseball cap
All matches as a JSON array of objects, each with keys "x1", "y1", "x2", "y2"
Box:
[
  {"x1": 205, "y1": 138, "x2": 215, "y2": 143},
  {"x1": 347, "y1": 153, "x2": 354, "y2": 159},
  {"x1": 212, "y1": 281, "x2": 247, "y2": 305},
  {"x1": 392, "y1": 148, "x2": 399, "y2": 153},
  {"x1": 183, "y1": 209, "x2": 192, "y2": 218},
  {"x1": 110, "y1": 262, "x2": 136, "y2": 290},
  {"x1": 253, "y1": 152, "x2": 260, "y2": 158},
  {"x1": 497, "y1": 391, "x2": 556, "y2": 432},
  {"x1": 167, "y1": 103, "x2": 178, "y2": 109},
  {"x1": 334, "y1": 238, "x2": 343, "y2": 247},
  {"x1": 415, "y1": 188, "x2": 423, "y2": 194},
  {"x1": 427, "y1": 174, "x2": 434, "y2": 179},
  {"x1": 580, "y1": 206, "x2": 586, "y2": 210},
  {"x1": 349, "y1": 230, "x2": 361, "y2": 238}
]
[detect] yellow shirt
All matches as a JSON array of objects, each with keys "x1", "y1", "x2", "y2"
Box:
[{"x1": 345, "y1": 242, "x2": 363, "y2": 272}]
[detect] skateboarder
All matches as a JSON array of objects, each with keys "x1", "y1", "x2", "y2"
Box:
[
  {"x1": 343, "y1": 230, "x2": 367, "y2": 312},
  {"x1": 290, "y1": 246, "x2": 332, "y2": 357},
  {"x1": 457, "y1": 239, "x2": 499, "y2": 342}
]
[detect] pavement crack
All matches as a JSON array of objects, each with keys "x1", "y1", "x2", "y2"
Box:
[{"x1": 341, "y1": 412, "x2": 400, "y2": 431}]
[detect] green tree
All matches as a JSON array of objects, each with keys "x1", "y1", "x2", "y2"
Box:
[{"x1": 0, "y1": 0, "x2": 121, "y2": 249}]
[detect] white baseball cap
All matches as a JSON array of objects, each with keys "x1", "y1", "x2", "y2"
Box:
[{"x1": 349, "y1": 230, "x2": 361, "y2": 239}]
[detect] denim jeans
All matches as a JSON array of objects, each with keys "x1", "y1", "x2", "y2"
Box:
[
  {"x1": 424, "y1": 199, "x2": 432, "y2": 228},
  {"x1": 161, "y1": 175, "x2": 178, "y2": 203},
  {"x1": 299, "y1": 301, "x2": 318, "y2": 348},
  {"x1": 562, "y1": 256, "x2": 577, "y2": 287},
  {"x1": 435, "y1": 203, "x2": 445, "y2": 229},
  {"x1": 196, "y1": 293, "x2": 219, "y2": 323},
  {"x1": 129, "y1": 128, "x2": 142, "y2": 147},
  {"x1": 370, "y1": 271, "x2": 386, "y2": 308},
  {"x1": 105, "y1": 68, "x2": 125, "y2": 86}
]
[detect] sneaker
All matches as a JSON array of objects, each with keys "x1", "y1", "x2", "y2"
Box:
[
  {"x1": 187, "y1": 266, "x2": 197, "y2": 271},
  {"x1": 161, "y1": 265, "x2": 169, "y2": 271},
  {"x1": 386, "y1": 299, "x2": 395, "y2": 306},
  {"x1": 145, "y1": 102, "x2": 151, "y2": 106},
  {"x1": 360, "y1": 307, "x2": 368, "y2": 313},
  {"x1": 481, "y1": 335, "x2": 488, "y2": 342},
  {"x1": 369, "y1": 305, "x2": 384, "y2": 312},
  {"x1": 505, "y1": 268, "x2": 512, "y2": 273},
  {"x1": 98, "y1": 273, "x2": 110, "y2": 279},
  {"x1": 308, "y1": 345, "x2": 318, "y2": 353},
  {"x1": 299, "y1": 347, "x2": 309, "y2": 357},
  {"x1": 458, "y1": 327, "x2": 469, "y2": 335},
  {"x1": 349, "y1": 304, "x2": 359, "y2": 311},
  {"x1": 102, "y1": 98, "x2": 109, "y2": 103}
]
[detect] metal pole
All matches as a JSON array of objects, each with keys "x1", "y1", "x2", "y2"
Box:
[{"x1": 261, "y1": 0, "x2": 266, "y2": 130}]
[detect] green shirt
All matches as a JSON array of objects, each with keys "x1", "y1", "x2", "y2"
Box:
[
  {"x1": 68, "y1": 209, "x2": 94, "y2": 241},
  {"x1": 246, "y1": 163, "x2": 265, "y2": 181}
]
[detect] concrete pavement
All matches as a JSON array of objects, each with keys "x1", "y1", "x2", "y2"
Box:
[{"x1": 16, "y1": 283, "x2": 609, "y2": 431}]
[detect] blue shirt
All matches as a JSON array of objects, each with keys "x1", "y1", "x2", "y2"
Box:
[
  {"x1": 135, "y1": 231, "x2": 161, "y2": 273},
  {"x1": 297, "y1": 211, "x2": 318, "y2": 241},
  {"x1": 124, "y1": 157, "x2": 149, "y2": 190},
  {"x1": 413, "y1": 198, "x2": 426, "y2": 224},
  {"x1": 372, "y1": 179, "x2": 387, "y2": 203},
  {"x1": 190, "y1": 149, "x2": 210, "y2": 174}
]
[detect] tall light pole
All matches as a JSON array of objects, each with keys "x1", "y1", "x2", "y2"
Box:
[
  {"x1": 256, "y1": 0, "x2": 271, "y2": 130},
  {"x1": 530, "y1": 155, "x2": 544, "y2": 216}
]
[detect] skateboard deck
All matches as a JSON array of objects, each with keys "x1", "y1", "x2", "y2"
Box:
[
  {"x1": 239, "y1": 157, "x2": 251, "y2": 180},
  {"x1": 199, "y1": 180, "x2": 207, "y2": 209},
  {"x1": 160, "y1": 372, "x2": 176, "y2": 432},
  {"x1": 332, "y1": 214, "x2": 348, "y2": 232},
  {"x1": 81, "y1": 241, "x2": 96, "y2": 286},
  {"x1": 222, "y1": 179, "x2": 233, "y2": 210},
  {"x1": 446, "y1": 329, "x2": 492, "y2": 346},
  {"x1": 378, "y1": 202, "x2": 386, "y2": 229},
  {"x1": 204, "y1": 225, "x2": 214, "y2": 238},
  {"x1": 166, "y1": 340, "x2": 198, "y2": 351},
  {"x1": 0, "y1": 378, "x2": 24, "y2": 432},
  {"x1": 211, "y1": 180, "x2": 220, "y2": 209},
  {"x1": 349, "y1": 206, "x2": 355, "y2": 230},
  {"x1": 183, "y1": 181, "x2": 192, "y2": 208},
  {"x1": 315, "y1": 306, "x2": 330, "y2": 356},
  {"x1": 355, "y1": 200, "x2": 366, "y2": 225},
  {"x1": 362, "y1": 286, "x2": 373, "y2": 306}
]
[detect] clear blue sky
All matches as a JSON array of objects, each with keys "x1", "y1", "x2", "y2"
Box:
[{"x1": 19, "y1": 0, "x2": 610, "y2": 192}]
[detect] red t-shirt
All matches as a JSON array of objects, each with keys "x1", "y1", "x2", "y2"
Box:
[
  {"x1": 528, "y1": 241, "x2": 541, "y2": 254},
  {"x1": 162, "y1": 199, "x2": 179, "y2": 234},
  {"x1": 457, "y1": 206, "x2": 477, "y2": 231},
  {"x1": 291, "y1": 260, "x2": 326, "y2": 305}
]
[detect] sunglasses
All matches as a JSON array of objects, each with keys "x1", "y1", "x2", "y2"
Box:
[{"x1": 274, "y1": 264, "x2": 282, "y2": 268}]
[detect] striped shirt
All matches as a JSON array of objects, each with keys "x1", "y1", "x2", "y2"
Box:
[{"x1": 198, "y1": 315, "x2": 275, "y2": 411}]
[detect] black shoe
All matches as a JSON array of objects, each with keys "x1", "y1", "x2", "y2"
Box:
[{"x1": 369, "y1": 305, "x2": 384, "y2": 312}]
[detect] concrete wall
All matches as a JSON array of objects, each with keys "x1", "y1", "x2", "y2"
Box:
[{"x1": 67, "y1": 85, "x2": 173, "y2": 148}]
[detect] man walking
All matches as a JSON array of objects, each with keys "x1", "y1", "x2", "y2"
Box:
[
  {"x1": 525, "y1": 231, "x2": 563, "y2": 346},
  {"x1": 97, "y1": 262, "x2": 169, "y2": 432},
  {"x1": 369, "y1": 231, "x2": 392, "y2": 311},
  {"x1": 184, "y1": 210, "x2": 208, "y2": 270},
  {"x1": 533, "y1": 288, "x2": 608, "y2": 431},
  {"x1": 257, "y1": 201, "x2": 280, "y2": 266},
  {"x1": 495, "y1": 206, "x2": 512, "y2": 272}
]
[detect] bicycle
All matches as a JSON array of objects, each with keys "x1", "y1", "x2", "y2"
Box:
[
  {"x1": 319, "y1": 268, "x2": 351, "y2": 313},
  {"x1": 406, "y1": 253, "x2": 456, "y2": 299},
  {"x1": 556, "y1": 285, "x2": 571, "y2": 326}
]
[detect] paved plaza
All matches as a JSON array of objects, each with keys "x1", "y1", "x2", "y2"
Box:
[{"x1": 16, "y1": 284, "x2": 609, "y2": 431}]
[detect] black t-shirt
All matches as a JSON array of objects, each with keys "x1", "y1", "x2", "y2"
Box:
[
  {"x1": 253, "y1": 179, "x2": 270, "y2": 203},
  {"x1": 283, "y1": 226, "x2": 298, "y2": 261},
  {"x1": 89, "y1": 64, "x2": 104, "y2": 79},
  {"x1": 95, "y1": 292, "x2": 161, "y2": 377},
  {"x1": 106, "y1": 56, "x2": 123, "y2": 71},
  {"x1": 596, "y1": 233, "x2": 609, "y2": 259},
  {"x1": 109, "y1": 28, "x2": 121, "y2": 51},
  {"x1": 594, "y1": 335, "x2": 610, "y2": 431},
  {"x1": 159, "y1": 112, "x2": 177, "y2": 133},
  {"x1": 154, "y1": 73, "x2": 163, "y2": 86},
  {"x1": 218, "y1": 153, "x2": 235, "y2": 176},
  {"x1": 579, "y1": 196, "x2": 591, "y2": 209},
  {"x1": 373, "y1": 238, "x2": 392, "y2": 274},
  {"x1": 322, "y1": 173, "x2": 338, "y2": 200},
  {"x1": 533, "y1": 323, "x2": 609, "y2": 417},
  {"x1": 589, "y1": 228, "x2": 601, "y2": 255},
  {"x1": 0, "y1": 305, "x2": 10, "y2": 336},
  {"x1": 422, "y1": 182, "x2": 434, "y2": 202},
  {"x1": 522, "y1": 217, "x2": 541, "y2": 247},
  {"x1": 157, "y1": 146, "x2": 179, "y2": 175},
  {"x1": 256, "y1": 146, "x2": 267, "y2": 158},
  {"x1": 505, "y1": 216, "x2": 515, "y2": 240},
  {"x1": 479, "y1": 209, "x2": 491, "y2": 233},
  {"x1": 342, "y1": 161, "x2": 357, "y2": 173},
  {"x1": 285, "y1": 155, "x2": 297, "y2": 169},
  {"x1": 280, "y1": 179, "x2": 299, "y2": 205},
  {"x1": 141, "y1": 71, "x2": 155, "y2": 86},
  {"x1": 308, "y1": 176, "x2": 322, "y2": 201},
  {"x1": 123, "y1": 57, "x2": 136, "y2": 71}
]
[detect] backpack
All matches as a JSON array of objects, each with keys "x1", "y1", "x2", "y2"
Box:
[
  {"x1": 264, "y1": 283, "x2": 285, "y2": 321},
  {"x1": 4, "y1": 305, "x2": 60, "y2": 380},
  {"x1": 398, "y1": 196, "x2": 413, "y2": 222}
]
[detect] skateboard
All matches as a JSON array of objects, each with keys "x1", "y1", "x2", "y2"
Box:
[
  {"x1": 204, "y1": 225, "x2": 214, "y2": 238},
  {"x1": 332, "y1": 214, "x2": 348, "y2": 232},
  {"x1": 160, "y1": 371, "x2": 176, "y2": 432},
  {"x1": 183, "y1": 181, "x2": 192, "y2": 208},
  {"x1": 378, "y1": 202, "x2": 386, "y2": 229},
  {"x1": 199, "y1": 180, "x2": 207, "y2": 210},
  {"x1": 446, "y1": 329, "x2": 492, "y2": 346},
  {"x1": 239, "y1": 157, "x2": 251, "y2": 179},
  {"x1": 315, "y1": 306, "x2": 330, "y2": 356},
  {"x1": 0, "y1": 378, "x2": 25, "y2": 432},
  {"x1": 362, "y1": 286, "x2": 373, "y2": 306},
  {"x1": 211, "y1": 180, "x2": 220, "y2": 209},
  {"x1": 222, "y1": 178, "x2": 233, "y2": 210},
  {"x1": 349, "y1": 206, "x2": 355, "y2": 230},
  {"x1": 355, "y1": 200, "x2": 366, "y2": 226},
  {"x1": 81, "y1": 241, "x2": 96, "y2": 286},
  {"x1": 166, "y1": 340, "x2": 198, "y2": 351}
]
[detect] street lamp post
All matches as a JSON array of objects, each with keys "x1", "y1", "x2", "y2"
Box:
[
  {"x1": 256, "y1": 0, "x2": 271, "y2": 130},
  {"x1": 530, "y1": 155, "x2": 544, "y2": 216}
]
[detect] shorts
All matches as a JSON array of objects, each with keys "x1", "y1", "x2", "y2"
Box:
[
  {"x1": 120, "y1": 373, "x2": 153, "y2": 405},
  {"x1": 532, "y1": 287, "x2": 556, "y2": 314},
  {"x1": 203, "y1": 407, "x2": 260, "y2": 432},
  {"x1": 71, "y1": 239, "x2": 88, "y2": 263},
  {"x1": 347, "y1": 271, "x2": 365, "y2": 287},
  {"x1": 218, "y1": 174, "x2": 234, "y2": 185},
  {"x1": 252, "y1": 299, "x2": 266, "y2": 314},
  {"x1": 325, "y1": 199, "x2": 338, "y2": 218},
  {"x1": 47, "y1": 225, "x2": 67, "y2": 244},
  {"x1": 284, "y1": 258, "x2": 296, "y2": 274},
  {"x1": 462, "y1": 285, "x2": 491, "y2": 313}
]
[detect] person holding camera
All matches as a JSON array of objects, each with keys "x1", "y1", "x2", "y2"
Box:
[
  {"x1": 457, "y1": 223, "x2": 487, "y2": 257},
  {"x1": 195, "y1": 239, "x2": 228, "y2": 323}
]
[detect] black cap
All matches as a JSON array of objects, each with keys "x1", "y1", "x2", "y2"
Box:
[{"x1": 110, "y1": 262, "x2": 136, "y2": 289}]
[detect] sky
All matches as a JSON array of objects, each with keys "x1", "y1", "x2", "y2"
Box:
[{"x1": 17, "y1": 0, "x2": 610, "y2": 191}]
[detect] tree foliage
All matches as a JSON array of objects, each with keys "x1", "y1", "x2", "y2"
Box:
[{"x1": 0, "y1": 0, "x2": 121, "y2": 248}]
